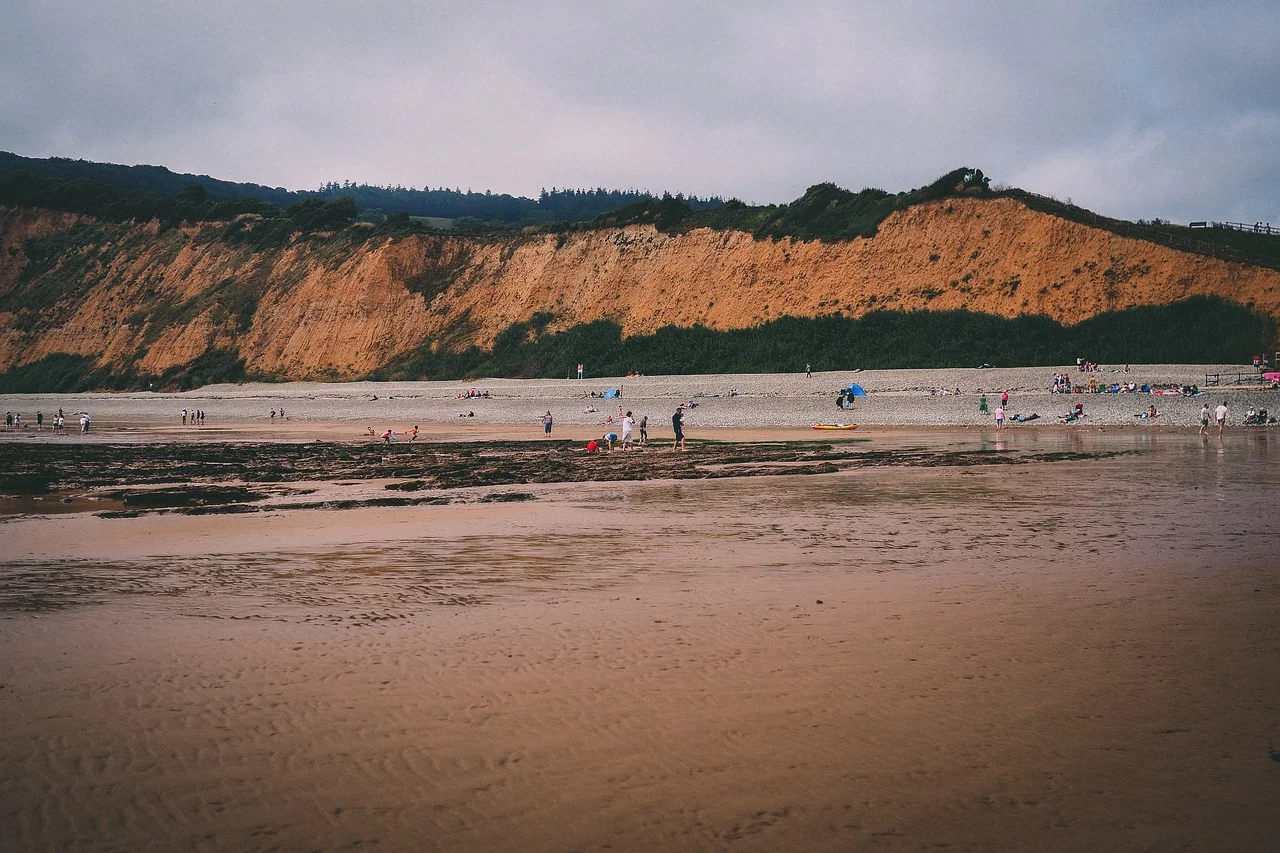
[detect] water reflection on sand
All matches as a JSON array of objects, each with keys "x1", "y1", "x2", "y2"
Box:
[{"x1": 1, "y1": 430, "x2": 1277, "y2": 852}]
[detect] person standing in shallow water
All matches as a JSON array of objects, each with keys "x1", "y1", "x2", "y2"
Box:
[
  {"x1": 1199, "y1": 403, "x2": 1210, "y2": 436},
  {"x1": 1215, "y1": 401, "x2": 1228, "y2": 437}
]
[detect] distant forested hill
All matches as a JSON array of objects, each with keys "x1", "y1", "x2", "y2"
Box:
[{"x1": 0, "y1": 151, "x2": 722, "y2": 224}]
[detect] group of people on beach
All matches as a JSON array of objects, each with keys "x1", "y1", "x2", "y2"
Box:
[
  {"x1": 582, "y1": 406, "x2": 686, "y2": 452},
  {"x1": 6, "y1": 408, "x2": 85, "y2": 432},
  {"x1": 373, "y1": 425, "x2": 420, "y2": 442},
  {"x1": 587, "y1": 410, "x2": 642, "y2": 452},
  {"x1": 181, "y1": 408, "x2": 207, "y2": 426},
  {"x1": 1199, "y1": 402, "x2": 1231, "y2": 436},
  {"x1": 1074, "y1": 358, "x2": 1126, "y2": 373}
]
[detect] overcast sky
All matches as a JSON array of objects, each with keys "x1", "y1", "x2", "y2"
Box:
[{"x1": 2, "y1": 0, "x2": 1277, "y2": 223}]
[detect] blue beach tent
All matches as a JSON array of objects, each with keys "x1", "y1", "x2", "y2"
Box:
[
  {"x1": 844, "y1": 383, "x2": 867, "y2": 397},
  {"x1": 601, "y1": 388, "x2": 621, "y2": 399}
]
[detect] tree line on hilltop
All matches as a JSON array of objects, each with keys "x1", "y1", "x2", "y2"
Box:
[
  {"x1": 0, "y1": 151, "x2": 723, "y2": 226},
  {"x1": 6, "y1": 152, "x2": 1278, "y2": 271}
]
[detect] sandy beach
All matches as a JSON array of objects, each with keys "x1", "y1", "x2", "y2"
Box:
[{"x1": 2, "y1": 370, "x2": 1279, "y2": 852}]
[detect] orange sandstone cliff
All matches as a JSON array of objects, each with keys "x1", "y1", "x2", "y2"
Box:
[{"x1": 2, "y1": 196, "x2": 1278, "y2": 380}]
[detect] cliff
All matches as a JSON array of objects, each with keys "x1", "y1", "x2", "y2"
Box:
[{"x1": 2, "y1": 195, "x2": 1278, "y2": 383}]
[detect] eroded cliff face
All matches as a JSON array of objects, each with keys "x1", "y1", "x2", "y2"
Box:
[{"x1": 2, "y1": 197, "x2": 1278, "y2": 380}]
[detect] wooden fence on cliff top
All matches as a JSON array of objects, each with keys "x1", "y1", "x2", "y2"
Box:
[{"x1": 1003, "y1": 190, "x2": 1271, "y2": 268}]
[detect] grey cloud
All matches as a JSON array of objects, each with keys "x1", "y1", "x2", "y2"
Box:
[{"x1": 1, "y1": 1, "x2": 1275, "y2": 223}]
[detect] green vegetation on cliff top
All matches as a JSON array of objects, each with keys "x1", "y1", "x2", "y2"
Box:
[{"x1": 6, "y1": 159, "x2": 1279, "y2": 271}]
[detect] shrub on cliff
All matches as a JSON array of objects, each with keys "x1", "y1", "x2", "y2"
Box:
[
  {"x1": 285, "y1": 197, "x2": 357, "y2": 231},
  {"x1": 368, "y1": 296, "x2": 1273, "y2": 382}
]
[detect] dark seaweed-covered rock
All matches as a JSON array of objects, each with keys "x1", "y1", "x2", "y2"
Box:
[{"x1": 120, "y1": 485, "x2": 264, "y2": 508}]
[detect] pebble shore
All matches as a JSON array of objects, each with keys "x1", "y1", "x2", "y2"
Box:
[{"x1": 3, "y1": 364, "x2": 1277, "y2": 431}]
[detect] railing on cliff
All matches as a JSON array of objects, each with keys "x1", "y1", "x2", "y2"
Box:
[
  {"x1": 999, "y1": 189, "x2": 1276, "y2": 270},
  {"x1": 1193, "y1": 221, "x2": 1278, "y2": 236}
]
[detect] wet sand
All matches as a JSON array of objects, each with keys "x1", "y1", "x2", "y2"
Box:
[{"x1": 2, "y1": 430, "x2": 1279, "y2": 851}]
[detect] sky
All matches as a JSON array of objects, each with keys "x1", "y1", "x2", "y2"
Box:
[{"x1": 2, "y1": 0, "x2": 1277, "y2": 223}]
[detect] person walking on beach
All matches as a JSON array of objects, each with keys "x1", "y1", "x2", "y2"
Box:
[
  {"x1": 621, "y1": 411, "x2": 634, "y2": 450},
  {"x1": 1199, "y1": 403, "x2": 1211, "y2": 436},
  {"x1": 181, "y1": 408, "x2": 187, "y2": 426},
  {"x1": 1001, "y1": 389, "x2": 1009, "y2": 408},
  {"x1": 672, "y1": 406, "x2": 686, "y2": 452},
  {"x1": 410, "y1": 425, "x2": 419, "y2": 441},
  {"x1": 542, "y1": 411, "x2": 553, "y2": 438},
  {"x1": 639, "y1": 414, "x2": 648, "y2": 445},
  {"x1": 806, "y1": 363, "x2": 812, "y2": 379},
  {"x1": 1215, "y1": 401, "x2": 1228, "y2": 437},
  {"x1": 36, "y1": 411, "x2": 43, "y2": 429},
  {"x1": 994, "y1": 405, "x2": 1005, "y2": 431}
]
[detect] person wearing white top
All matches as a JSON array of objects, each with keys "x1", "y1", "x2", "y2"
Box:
[
  {"x1": 620, "y1": 411, "x2": 635, "y2": 449},
  {"x1": 1215, "y1": 401, "x2": 1228, "y2": 437}
]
